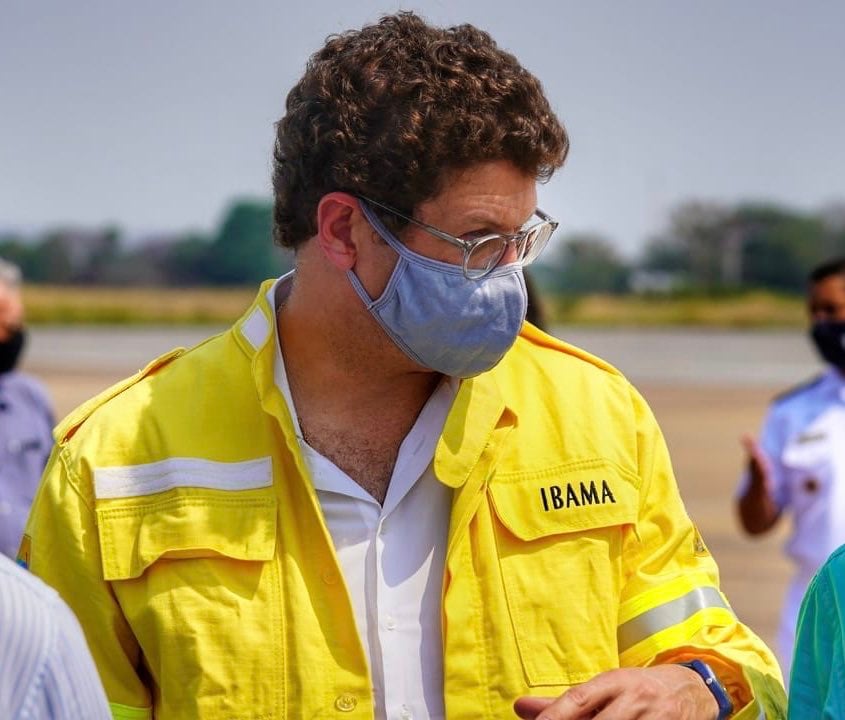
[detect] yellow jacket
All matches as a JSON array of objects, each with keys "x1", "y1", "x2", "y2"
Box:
[{"x1": 23, "y1": 281, "x2": 785, "y2": 719}]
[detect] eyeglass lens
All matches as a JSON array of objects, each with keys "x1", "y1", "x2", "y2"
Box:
[
  {"x1": 465, "y1": 237, "x2": 508, "y2": 276},
  {"x1": 522, "y1": 224, "x2": 553, "y2": 265},
  {"x1": 467, "y1": 223, "x2": 553, "y2": 275}
]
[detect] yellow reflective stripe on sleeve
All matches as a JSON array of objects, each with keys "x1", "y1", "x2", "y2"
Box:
[
  {"x1": 110, "y1": 703, "x2": 152, "y2": 720},
  {"x1": 618, "y1": 571, "x2": 718, "y2": 625},
  {"x1": 617, "y1": 585, "x2": 733, "y2": 654},
  {"x1": 619, "y1": 607, "x2": 737, "y2": 667}
]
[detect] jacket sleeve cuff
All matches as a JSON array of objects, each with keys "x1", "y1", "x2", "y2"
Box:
[{"x1": 110, "y1": 702, "x2": 152, "y2": 720}]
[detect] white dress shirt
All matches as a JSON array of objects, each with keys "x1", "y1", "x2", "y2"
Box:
[{"x1": 271, "y1": 277, "x2": 455, "y2": 720}]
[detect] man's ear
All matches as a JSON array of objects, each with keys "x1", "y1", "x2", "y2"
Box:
[{"x1": 316, "y1": 193, "x2": 364, "y2": 271}]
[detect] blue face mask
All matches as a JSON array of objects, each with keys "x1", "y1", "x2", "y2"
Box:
[{"x1": 347, "y1": 201, "x2": 527, "y2": 378}]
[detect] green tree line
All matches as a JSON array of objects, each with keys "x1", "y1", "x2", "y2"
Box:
[
  {"x1": 535, "y1": 200, "x2": 845, "y2": 296},
  {"x1": 0, "y1": 200, "x2": 293, "y2": 286},
  {"x1": 2, "y1": 198, "x2": 844, "y2": 293}
]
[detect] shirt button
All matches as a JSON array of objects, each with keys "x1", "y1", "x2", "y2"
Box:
[
  {"x1": 400, "y1": 705, "x2": 413, "y2": 720},
  {"x1": 335, "y1": 693, "x2": 357, "y2": 712},
  {"x1": 385, "y1": 615, "x2": 396, "y2": 631}
]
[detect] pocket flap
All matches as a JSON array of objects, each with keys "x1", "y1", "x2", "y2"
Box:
[
  {"x1": 489, "y1": 459, "x2": 640, "y2": 540},
  {"x1": 95, "y1": 458, "x2": 277, "y2": 581}
]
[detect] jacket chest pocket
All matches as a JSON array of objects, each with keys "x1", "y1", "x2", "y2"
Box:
[
  {"x1": 94, "y1": 460, "x2": 281, "y2": 720},
  {"x1": 488, "y1": 462, "x2": 639, "y2": 687}
]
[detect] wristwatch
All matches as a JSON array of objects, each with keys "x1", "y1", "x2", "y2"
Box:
[{"x1": 678, "y1": 659, "x2": 734, "y2": 719}]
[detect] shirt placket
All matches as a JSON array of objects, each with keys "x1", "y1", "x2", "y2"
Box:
[{"x1": 373, "y1": 508, "x2": 414, "y2": 720}]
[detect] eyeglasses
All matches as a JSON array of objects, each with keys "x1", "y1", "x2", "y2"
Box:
[{"x1": 358, "y1": 195, "x2": 558, "y2": 280}]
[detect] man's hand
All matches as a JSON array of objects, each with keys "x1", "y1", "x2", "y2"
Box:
[
  {"x1": 513, "y1": 665, "x2": 719, "y2": 720},
  {"x1": 737, "y1": 434, "x2": 780, "y2": 534}
]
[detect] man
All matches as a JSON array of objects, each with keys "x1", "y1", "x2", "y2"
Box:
[
  {"x1": 788, "y1": 543, "x2": 845, "y2": 717},
  {"x1": 0, "y1": 551, "x2": 112, "y2": 719},
  {"x1": 738, "y1": 256, "x2": 845, "y2": 681},
  {"x1": 0, "y1": 258, "x2": 54, "y2": 560},
  {"x1": 24, "y1": 13, "x2": 784, "y2": 719}
]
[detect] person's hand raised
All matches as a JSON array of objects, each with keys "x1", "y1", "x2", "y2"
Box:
[{"x1": 740, "y1": 434, "x2": 772, "y2": 494}]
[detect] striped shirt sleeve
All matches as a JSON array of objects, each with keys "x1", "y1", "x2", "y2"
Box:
[{"x1": 0, "y1": 554, "x2": 111, "y2": 719}]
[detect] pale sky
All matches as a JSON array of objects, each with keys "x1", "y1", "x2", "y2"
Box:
[{"x1": 2, "y1": 1, "x2": 844, "y2": 257}]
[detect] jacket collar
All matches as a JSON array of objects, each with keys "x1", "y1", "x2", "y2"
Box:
[
  {"x1": 233, "y1": 274, "x2": 519, "y2": 489},
  {"x1": 233, "y1": 275, "x2": 302, "y2": 452},
  {"x1": 435, "y1": 369, "x2": 515, "y2": 488}
]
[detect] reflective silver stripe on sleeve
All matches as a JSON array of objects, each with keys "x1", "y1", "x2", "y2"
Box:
[{"x1": 617, "y1": 586, "x2": 733, "y2": 653}]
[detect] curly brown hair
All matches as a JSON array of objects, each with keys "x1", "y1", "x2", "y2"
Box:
[{"x1": 272, "y1": 11, "x2": 569, "y2": 249}]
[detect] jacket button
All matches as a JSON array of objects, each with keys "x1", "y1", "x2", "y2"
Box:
[
  {"x1": 322, "y1": 568, "x2": 339, "y2": 585},
  {"x1": 335, "y1": 693, "x2": 357, "y2": 712}
]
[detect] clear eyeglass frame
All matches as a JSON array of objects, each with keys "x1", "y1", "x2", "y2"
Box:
[{"x1": 357, "y1": 195, "x2": 558, "y2": 280}]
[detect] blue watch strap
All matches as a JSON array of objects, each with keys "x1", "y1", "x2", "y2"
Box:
[{"x1": 678, "y1": 659, "x2": 734, "y2": 719}]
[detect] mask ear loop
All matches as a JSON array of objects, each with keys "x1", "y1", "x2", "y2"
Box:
[
  {"x1": 346, "y1": 200, "x2": 409, "y2": 312},
  {"x1": 359, "y1": 201, "x2": 469, "y2": 277},
  {"x1": 358, "y1": 201, "x2": 407, "y2": 255},
  {"x1": 344, "y1": 260, "x2": 430, "y2": 370}
]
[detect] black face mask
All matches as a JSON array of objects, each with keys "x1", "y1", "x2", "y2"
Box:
[
  {"x1": 810, "y1": 321, "x2": 845, "y2": 369},
  {"x1": 0, "y1": 327, "x2": 25, "y2": 374}
]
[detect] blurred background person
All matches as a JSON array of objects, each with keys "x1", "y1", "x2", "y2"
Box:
[
  {"x1": 0, "y1": 258, "x2": 54, "y2": 560},
  {"x1": 0, "y1": 551, "x2": 111, "y2": 719},
  {"x1": 737, "y1": 256, "x2": 845, "y2": 680}
]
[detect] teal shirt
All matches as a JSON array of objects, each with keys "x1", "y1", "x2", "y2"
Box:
[{"x1": 789, "y1": 544, "x2": 845, "y2": 718}]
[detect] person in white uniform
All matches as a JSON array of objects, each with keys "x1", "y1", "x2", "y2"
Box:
[{"x1": 738, "y1": 256, "x2": 845, "y2": 681}]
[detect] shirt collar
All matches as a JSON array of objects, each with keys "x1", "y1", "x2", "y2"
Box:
[
  {"x1": 824, "y1": 367, "x2": 845, "y2": 402},
  {"x1": 235, "y1": 272, "x2": 516, "y2": 491},
  {"x1": 821, "y1": 366, "x2": 845, "y2": 402},
  {"x1": 266, "y1": 273, "x2": 460, "y2": 504}
]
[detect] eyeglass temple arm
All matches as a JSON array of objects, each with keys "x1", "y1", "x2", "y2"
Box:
[
  {"x1": 357, "y1": 195, "x2": 470, "y2": 250},
  {"x1": 360, "y1": 194, "x2": 557, "y2": 245}
]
